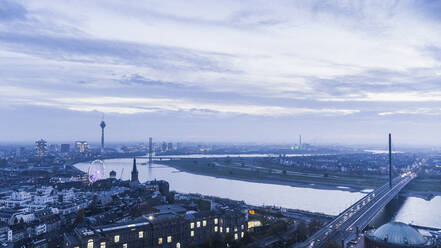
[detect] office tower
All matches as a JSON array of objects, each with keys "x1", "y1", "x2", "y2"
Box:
[
  {"x1": 35, "y1": 139, "x2": 48, "y2": 157},
  {"x1": 75, "y1": 141, "x2": 88, "y2": 153},
  {"x1": 162, "y1": 142, "x2": 167, "y2": 152},
  {"x1": 60, "y1": 144, "x2": 70, "y2": 153}
]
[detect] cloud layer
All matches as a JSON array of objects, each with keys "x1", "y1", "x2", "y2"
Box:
[{"x1": 1, "y1": 0, "x2": 441, "y2": 144}]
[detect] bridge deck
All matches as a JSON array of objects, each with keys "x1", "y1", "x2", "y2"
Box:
[{"x1": 296, "y1": 172, "x2": 416, "y2": 248}]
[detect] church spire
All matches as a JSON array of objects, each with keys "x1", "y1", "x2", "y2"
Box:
[{"x1": 131, "y1": 157, "x2": 139, "y2": 183}]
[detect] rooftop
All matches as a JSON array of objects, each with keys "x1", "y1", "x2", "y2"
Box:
[{"x1": 367, "y1": 222, "x2": 429, "y2": 246}]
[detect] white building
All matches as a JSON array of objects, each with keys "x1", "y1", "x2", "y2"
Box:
[{"x1": 1, "y1": 191, "x2": 32, "y2": 208}]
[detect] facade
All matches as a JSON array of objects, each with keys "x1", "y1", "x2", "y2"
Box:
[
  {"x1": 147, "y1": 180, "x2": 169, "y2": 195},
  {"x1": 64, "y1": 210, "x2": 247, "y2": 248},
  {"x1": 61, "y1": 144, "x2": 70, "y2": 153},
  {"x1": 75, "y1": 141, "x2": 88, "y2": 153},
  {"x1": 2, "y1": 191, "x2": 32, "y2": 208},
  {"x1": 162, "y1": 142, "x2": 167, "y2": 152},
  {"x1": 35, "y1": 139, "x2": 48, "y2": 157},
  {"x1": 365, "y1": 222, "x2": 435, "y2": 248}
]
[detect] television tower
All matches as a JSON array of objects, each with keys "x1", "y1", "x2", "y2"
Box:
[{"x1": 100, "y1": 118, "x2": 106, "y2": 154}]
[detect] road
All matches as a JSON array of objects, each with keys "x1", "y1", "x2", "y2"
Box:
[{"x1": 295, "y1": 171, "x2": 416, "y2": 248}]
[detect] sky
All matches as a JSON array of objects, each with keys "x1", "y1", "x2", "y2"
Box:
[{"x1": 1, "y1": 0, "x2": 441, "y2": 145}]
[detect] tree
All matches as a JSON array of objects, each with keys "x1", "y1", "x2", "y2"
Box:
[
  {"x1": 74, "y1": 209, "x2": 85, "y2": 225},
  {"x1": 296, "y1": 221, "x2": 308, "y2": 242},
  {"x1": 268, "y1": 220, "x2": 288, "y2": 235},
  {"x1": 308, "y1": 219, "x2": 322, "y2": 235},
  {"x1": 324, "y1": 240, "x2": 341, "y2": 248}
]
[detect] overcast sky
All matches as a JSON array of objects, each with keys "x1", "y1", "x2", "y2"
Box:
[{"x1": 1, "y1": 0, "x2": 441, "y2": 145}]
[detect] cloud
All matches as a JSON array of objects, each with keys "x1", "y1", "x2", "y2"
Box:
[
  {"x1": 0, "y1": 0, "x2": 27, "y2": 21},
  {"x1": 378, "y1": 108, "x2": 441, "y2": 116},
  {"x1": 43, "y1": 96, "x2": 362, "y2": 117},
  {"x1": 1, "y1": 0, "x2": 441, "y2": 142}
]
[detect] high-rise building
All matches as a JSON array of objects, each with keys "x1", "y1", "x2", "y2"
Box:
[
  {"x1": 15, "y1": 147, "x2": 25, "y2": 157},
  {"x1": 60, "y1": 144, "x2": 70, "y2": 153},
  {"x1": 131, "y1": 157, "x2": 139, "y2": 183},
  {"x1": 100, "y1": 119, "x2": 106, "y2": 154},
  {"x1": 35, "y1": 139, "x2": 48, "y2": 157},
  {"x1": 162, "y1": 142, "x2": 168, "y2": 152},
  {"x1": 167, "y1": 142, "x2": 173, "y2": 151},
  {"x1": 75, "y1": 141, "x2": 88, "y2": 153},
  {"x1": 48, "y1": 144, "x2": 58, "y2": 152},
  {"x1": 176, "y1": 142, "x2": 183, "y2": 150}
]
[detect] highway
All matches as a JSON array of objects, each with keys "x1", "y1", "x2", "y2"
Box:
[{"x1": 295, "y1": 171, "x2": 416, "y2": 248}]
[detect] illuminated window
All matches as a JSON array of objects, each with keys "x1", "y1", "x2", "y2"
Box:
[
  {"x1": 114, "y1": 235, "x2": 120, "y2": 243},
  {"x1": 190, "y1": 222, "x2": 195, "y2": 229},
  {"x1": 241, "y1": 224, "x2": 244, "y2": 229},
  {"x1": 176, "y1": 243, "x2": 181, "y2": 248},
  {"x1": 167, "y1": 236, "x2": 172, "y2": 243},
  {"x1": 241, "y1": 232, "x2": 244, "y2": 238},
  {"x1": 100, "y1": 242, "x2": 106, "y2": 248},
  {"x1": 158, "y1": 237, "x2": 163, "y2": 245},
  {"x1": 234, "y1": 227, "x2": 238, "y2": 232},
  {"x1": 203, "y1": 220, "x2": 207, "y2": 226},
  {"x1": 220, "y1": 227, "x2": 223, "y2": 233},
  {"x1": 190, "y1": 230, "x2": 194, "y2": 237},
  {"x1": 123, "y1": 244, "x2": 127, "y2": 248},
  {"x1": 214, "y1": 226, "x2": 218, "y2": 232},
  {"x1": 139, "y1": 231, "x2": 144, "y2": 239},
  {"x1": 234, "y1": 233, "x2": 238, "y2": 240},
  {"x1": 214, "y1": 218, "x2": 218, "y2": 225},
  {"x1": 197, "y1": 221, "x2": 201, "y2": 228},
  {"x1": 226, "y1": 227, "x2": 230, "y2": 233},
  {"x1": 87, "y1": 240, "x2": 93, "y2": 248}
]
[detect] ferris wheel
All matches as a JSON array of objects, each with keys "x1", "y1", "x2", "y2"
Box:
[{"x1": 88, "y1": 159, "x2": 105, "y2": 183}]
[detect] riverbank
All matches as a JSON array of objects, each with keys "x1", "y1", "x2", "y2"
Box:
[
  {"x1": 156, "y1": 158, "x2": 441, "y2": 198},
  {"x1": 156, "y1": 159, "x2": 378, "y2": 193}
]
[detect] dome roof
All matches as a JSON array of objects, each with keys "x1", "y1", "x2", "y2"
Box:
[{"x1": 371, "y1": 222, "x2": 427, "y2": 246}]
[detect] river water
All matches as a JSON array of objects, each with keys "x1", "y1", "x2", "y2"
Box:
[{"x1": 74, "y1": 157, "x2": 441, "y2": 228}]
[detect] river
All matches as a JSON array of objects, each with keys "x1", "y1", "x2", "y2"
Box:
[{"x1": 74, "y1": 157, "x2": 441, "y2": 228}]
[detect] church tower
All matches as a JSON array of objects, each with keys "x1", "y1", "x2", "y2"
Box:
[{"x1": 131, "y1": 157, "x2": 139, "y2": 183}]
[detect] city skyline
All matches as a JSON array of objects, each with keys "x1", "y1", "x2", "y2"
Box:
[{"x1": 2, "y1": 1, "x2": 441, "y2": 145}]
